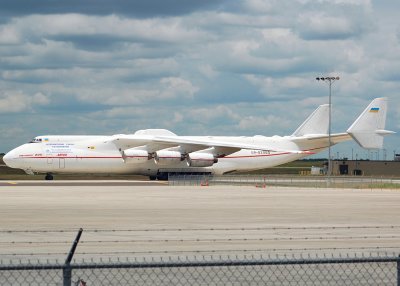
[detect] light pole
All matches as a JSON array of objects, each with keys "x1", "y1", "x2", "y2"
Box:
[{"x1": 316, "y1": 76, "x2": 340, "y2": 186}]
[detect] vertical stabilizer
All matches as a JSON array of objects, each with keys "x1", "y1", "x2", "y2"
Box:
[
  {"x1": 347, "y1": 97, "x2": 394, "y2": 149},
  {"x1": 292, "y1": 104, "x2": 329, "y2": 136}
]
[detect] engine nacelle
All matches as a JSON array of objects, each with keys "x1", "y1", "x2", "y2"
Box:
[
  {"x1": 154, "y1": 151, "x2": 183, "y2": 165},
  {"x1": 187, "y1": 153, "x2": 217, "y2": 167},
  {"x1": 122, "y1": 149, "x2": 150, "y2": 164}
]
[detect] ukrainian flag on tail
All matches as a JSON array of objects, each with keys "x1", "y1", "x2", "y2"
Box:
[{"x1": 369, "y1": 107, "x2": 379, "y2": 113}]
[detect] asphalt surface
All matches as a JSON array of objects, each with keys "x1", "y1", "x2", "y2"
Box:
[{"x1": 0, "y1": 182, "x2": 399, "y2": 262}]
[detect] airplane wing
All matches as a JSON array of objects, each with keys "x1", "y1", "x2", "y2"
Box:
[{"x1": 111, "y1": 134, "x2": 310, "y2": 156}]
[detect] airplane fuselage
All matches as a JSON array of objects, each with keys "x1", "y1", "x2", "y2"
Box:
[{"x1": 4, "y1": 135, "x2": 323, "y2": 176}]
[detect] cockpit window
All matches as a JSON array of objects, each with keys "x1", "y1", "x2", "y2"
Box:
[{"x1": 29, "y1": 138, "x2": 43, "y2": 143}]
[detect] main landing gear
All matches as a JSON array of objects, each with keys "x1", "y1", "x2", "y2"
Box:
[
  {"x1": 148, "y1": 173, "x2": 168, "y2": 181},
  {"x1": 45, "y1": 173, "x2": 54, "y2": 180}
]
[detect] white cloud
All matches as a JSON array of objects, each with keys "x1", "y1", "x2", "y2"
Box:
[
  {"x1": 73, "y1": 77, "x2": 198, "y2": 106},
  {"x1": 0, "y1": 91, "x2": 50, "y2": 113},
  {"x1": 160, "y1": 77, "x2": 199, "y2": 99},
  {"x1": 0, "y1": 92, "x2": 23, "y2": 113},
  {"x1": 172, "y1": 112, "x2": 184, "y2": 124},
  {"x1": 244, "y1": 75, "x2": 311, "y2": 99},
  {"x1": 0, "y1": 25, "x2": 20, "y2": 45},
  {"x1": 32, "y1": 92, "x2": 50, "y2": 105},
  {"x1": 176, "y1": 105, "x2": 241, "y2": 129},
  {"x1": 96, "y1": 106, "x2": 154, "y2": 119},
  {"x1": 243, "y1": 0, "x2": 276, "y2": 14},
  {"x1": 0, "y1": 126, "x2": 26, "y2": 139},
  {"x1": 198, "y1": 64, "x2": 219, "y2": 79},
  {"x1": 238, "y1": 115, "x2": 282, "y2": 130},
  {"x1": 297, "y1": 0, "x2": 371, "y2": 6},
  {"x1": 11, "y1": 14, "x2": 211, "y2": 44},
  {"x1": 297, "y1": 13, "x2": 361, "y2": 40}
]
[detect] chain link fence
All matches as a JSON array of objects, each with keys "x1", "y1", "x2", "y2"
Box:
[{"x1": 1, "y1": 255, "x2": 399, "y2": 285}]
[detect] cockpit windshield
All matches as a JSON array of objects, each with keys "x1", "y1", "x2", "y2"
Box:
[{"x1": 29, "y1": 138, "x2": 42, "y2": 143}]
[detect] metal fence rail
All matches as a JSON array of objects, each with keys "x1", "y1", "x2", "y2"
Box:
[
  {"x1": 169, "y1": 174, "x2": 400, "y2": 189},
  {"x1": 1, "y1": 255, "x2": 399, "y2": 285}
]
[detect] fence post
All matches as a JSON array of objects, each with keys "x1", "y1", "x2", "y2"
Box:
[
  {"x1": 397, "y1": 255, "x2": 400, "y2": 286},
  {"x1": 63, "y1": 265, "x2": 72, "y2": 286},
  {"x1": 63, "y1": 228, "x2": 83, "y2": 286}
]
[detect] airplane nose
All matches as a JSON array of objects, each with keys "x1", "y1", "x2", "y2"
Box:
[{"x1": 3, "y1": 151, "x2": 16, "y2": 168}]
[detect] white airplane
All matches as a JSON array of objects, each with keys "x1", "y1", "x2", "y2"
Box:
[{"x1": 3, "y1": 97, "x2": 394, "y2": 180}]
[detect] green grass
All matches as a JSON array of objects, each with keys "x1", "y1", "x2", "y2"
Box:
[
  {"x1": 235, "y1": 160, "x2": 326, "y2": 175},
  {"x1": 360, "y1": 183, "x2": 400, "y2": 189}
]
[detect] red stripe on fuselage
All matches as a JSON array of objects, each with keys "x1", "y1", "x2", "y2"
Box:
[{"x1": 18, "y1": 146, "x2": 323, "y2": 161}]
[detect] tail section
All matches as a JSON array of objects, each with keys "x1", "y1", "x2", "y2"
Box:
[
  {"x1": 292, "y1": 104, "x2": 329, "y2": 137},
  {"x1": 347, "y1": 97, "x2": 395, "y2": 149}
]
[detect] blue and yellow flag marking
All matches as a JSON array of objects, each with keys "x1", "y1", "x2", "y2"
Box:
[{"x1": 369, "y1": 107, "x2": 379, "y2": 113}]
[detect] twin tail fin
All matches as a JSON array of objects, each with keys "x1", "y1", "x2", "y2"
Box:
[
  {"x1": 347, "y1": 97, "x2": 395, "y2": 149},
  {"x1": 291, "y1": 97, "x2": 395, "y2": 149}
]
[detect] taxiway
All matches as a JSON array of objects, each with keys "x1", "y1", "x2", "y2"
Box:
[{"x1": 0, "y1": 182, "x2": 399, "y2": 262}]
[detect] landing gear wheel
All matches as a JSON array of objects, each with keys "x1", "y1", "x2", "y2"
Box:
[
  {"x1": 156, "y1": 172, "x2": 169, "y2": 181},
  {"x1": 149, "y1": 176, "x2": 157, "y2": 181},
  {"x1": 45, "y1": 173, "x2": 54, "y2": 180}
]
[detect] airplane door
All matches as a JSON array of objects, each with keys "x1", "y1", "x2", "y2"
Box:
[
  {"x1": 44, "y1": 147, "x2": 53, "y2": 165},
  {"x1": 59, "y1": 158, "x2": 65, "y2": 169}
]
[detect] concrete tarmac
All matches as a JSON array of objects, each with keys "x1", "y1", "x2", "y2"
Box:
[
  {"x1": 0, "y1": 180, "x2": 166, "y2": 187},
  {"x1": 0, "y1": 182, "x2": 399, "y2": 262}
]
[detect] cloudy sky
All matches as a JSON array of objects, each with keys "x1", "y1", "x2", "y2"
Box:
[{"x1": 0, "y1": 0, "x2": 399, "y2": 159}]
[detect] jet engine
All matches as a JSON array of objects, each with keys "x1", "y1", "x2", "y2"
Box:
[
  {"x1": 154, "y1": 151, "x2": 184, "y2": 165},
  {"x1": 122, "y1": 149, "x2": 150, "y2": 163},
  {"x1": 187, "y1": 153, "x2": 217, "y2": 167}
]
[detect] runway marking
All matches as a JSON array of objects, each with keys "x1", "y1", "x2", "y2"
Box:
[{"x1": 7, "y1": 182, "x2": 18, "y2": 185}]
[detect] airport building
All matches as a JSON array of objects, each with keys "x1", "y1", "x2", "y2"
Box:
[{"x1": 330, "y1": 159, "x2": 400, "y2": 177}]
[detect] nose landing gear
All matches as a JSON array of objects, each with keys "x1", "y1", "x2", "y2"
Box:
[{"x1": 45, "y1": 173, "x2": 54, "y2": 180}]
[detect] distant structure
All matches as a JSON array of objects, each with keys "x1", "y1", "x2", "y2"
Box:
[
  {"x1": 311, "y1": 166, "x2": 324, "y2": 175},
  {"x1": 394, "y1": 154, "x2": 400, "y2": 162},
  {"x1": 330, "y1": 159, "x2": 400, "y2": 177}
]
